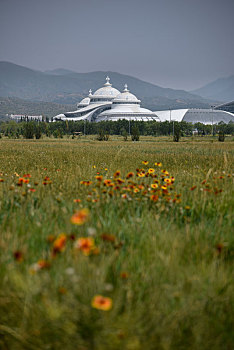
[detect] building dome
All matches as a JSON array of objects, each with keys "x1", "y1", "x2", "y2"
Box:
[
  {"x1": 113, "y1": 84, "x2": 140, "y2": 104},
  {"x1": 90, "y1": 76, "x2": 120, "y2": 103}
]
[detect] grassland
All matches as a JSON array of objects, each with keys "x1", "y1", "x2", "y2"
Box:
[{"x1": 0, "y1": 136, "x2": 233, "y2": 350}]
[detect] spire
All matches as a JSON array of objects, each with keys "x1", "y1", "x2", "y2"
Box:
[
  {"x1": 123, "y1": 84, "x2": 129, "y2": 92},
  {"x1": 89, "y1": 89, "x2": 92, "y2": 96},
  {"x1": 104, "y1": 76, "x2": 111, "y2": 86}
]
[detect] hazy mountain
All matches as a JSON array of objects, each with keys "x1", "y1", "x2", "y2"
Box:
[
  {"x1": 44, "y1": 68, "x2": 77, "y2": 75},
  {"x1": 0, "y1": 61, "x2": 217, "y2": 110},
  {"x1": 0, "y1": 96, "x2": 75, "y2": 118},
  {"x1": 192, "y1": 75, "x2": 234, "y2": 102}
]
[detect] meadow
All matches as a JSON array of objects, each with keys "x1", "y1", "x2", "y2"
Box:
[{"x1": 0, "y1": 136, "x2": 233, "y2": 350}]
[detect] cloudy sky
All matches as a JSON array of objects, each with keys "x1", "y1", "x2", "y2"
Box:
[{"x1": 0, "y1": 0, "x2": 233, "y2": 90}]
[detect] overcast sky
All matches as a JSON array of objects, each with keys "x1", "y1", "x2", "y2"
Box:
[{"x1": 0, "y1": 0, "x2": 233, "y2": 90}]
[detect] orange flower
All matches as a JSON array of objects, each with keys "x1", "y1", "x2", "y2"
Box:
[
  {"x1": 70, "y1": 208, "x2": 90, "y2": 225},
  {"x1": 142, "y1": 161, "x2": 148, "y2": 165},
  {"x1": 120, "y1": 272, "x2": 129, "y2": 279},
  {"x1": 91, "y1": 295, "x2": 112, "y2": 311},
  {"x1": 116, "y1": 178, "x2": 124, "y2": 184},
  {"x1": 121, "y1": 194, "x2": 128, "y2": 199},
  {"x1": 151, "y1": 183, "x2": 158, "y2": 189},
  {"x1": 148, "y1": 168, "x2": 155, "y2": 174},
  {"x1": 75, "y1": 237, "x2": 95, "y2": 255},
  {"x1": 126, "y1": 172, "x2": 134, "y2": 179},
  {"x1": 52, "y1": 233, "x2": 67, "y2": 255},
  {"x1": 73, "y1": 199, "x2": 82, "y2": 203},
  {"x1": 114, "y1": 170, "x2": 121, "y2": 178},
  {"x1": 28, "y1": 188, "x2": 36, "y2": 192},
  {"x1": 95, "y1": 175, "x2": 103, "y2": 182},
  {"x1": 150, "y1": 194, "x2": 159, "y2": 202},
  {"x1": 103, "y1": 179, "x2": 112, "y2": 186},
  {"x1": 190, "y1": 186, "x2": 197, "y2": 191}
]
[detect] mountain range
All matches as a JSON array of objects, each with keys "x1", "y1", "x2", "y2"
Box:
[
  {"x1": 192, "y1": 75, "x2": 234, "y2": 102},
  {"x1": 0, "y1": 62, "x2": 224, "y2": 114}
]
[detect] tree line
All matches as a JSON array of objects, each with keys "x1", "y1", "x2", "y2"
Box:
[{"x1": 0, "y1": 119, "x2": 233, "y2": 140}]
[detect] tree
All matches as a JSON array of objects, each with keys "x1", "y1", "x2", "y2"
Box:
[
  {"x1": 131, "y1": 125, "x2": 140, "y2": 141},
  {"x1": 173, "y1": 123, "x2": 181, "y2": 142},
  {"x1": 23, "y1": 122, "x2": 34, "y2": 139},
  {"x1": 120, "y1": 127, "x2": 128, "y2": 141},
  {"x1": 35, "y1": 125, "x2": 42, "y2": 139}
]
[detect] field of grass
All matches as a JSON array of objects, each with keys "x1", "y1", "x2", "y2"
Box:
[{"x1": 0, "y1": 137, "x2": 233, "y2": 350}]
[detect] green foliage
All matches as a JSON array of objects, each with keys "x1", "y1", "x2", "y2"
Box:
[
  {"x1": 23, "y1": 121, "x2": 34, "y2": 139},
  {"x1": 173, "y1": 122, "x2": 181, "y2": 142},
  {"x1": 218, "y1": 131, "x2": 225, "y2": 142},
  {"x1": 131, "y1": 124, "x2": 140, "y2": 141}
]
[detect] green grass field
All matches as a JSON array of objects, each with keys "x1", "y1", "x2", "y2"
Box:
[{"x1": 0, "y1": 137, "x2": 233, "y2": 350}]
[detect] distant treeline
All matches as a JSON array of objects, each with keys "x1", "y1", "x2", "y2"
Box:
[{"x1": 0, "y1": 119, "x2": 233, "y2": 140}]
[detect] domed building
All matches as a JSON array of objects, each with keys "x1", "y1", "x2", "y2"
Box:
[
  {"x1": 52, "y1": 77, "x2": 159, "y2": 122},
  {"x1": 96, "y1": 84, "x2": 159, "y2": 121}
]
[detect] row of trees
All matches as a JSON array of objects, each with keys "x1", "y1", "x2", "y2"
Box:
[{"x1": 0, "y1": 119, "x2": 233, "y2": 140}]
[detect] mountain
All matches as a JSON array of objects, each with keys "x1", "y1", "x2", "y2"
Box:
[
  {"x1": 192, "y1": 75, "x2": 234, "y2": 102},
  {"x1": 44, "y1": 68, "x2": 77, "y2": 75},
  {"x1": 0, "y1": 61, "x2": 218, "y2": 110},
  {"x1": 0, "y1": 96, "x2": 75, "y2": 118}
]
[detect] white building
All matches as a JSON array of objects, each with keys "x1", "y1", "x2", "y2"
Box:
[
  {"x1": 52, "y1": 77, "x2": 159, "y2": 122},
  {"x1": 154, "y1": 109, "x2": 234, "y2": 125},
  {"x1": 10, "y1": 114, "x2": 43, "y2": 121}
]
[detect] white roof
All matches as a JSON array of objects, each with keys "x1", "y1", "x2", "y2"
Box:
[
  {"x1": 78, "y1": 97, "x2": 90, "y2": 106},
  {"x1": 92, "y1": 76, "x2": 120, "y2": 98},
  {"x1": 113, "y1": 84, "x2": 140, "y2": 103},
  {"x1": 154, "y1": 109, "x2": 188, "y2": 122}
]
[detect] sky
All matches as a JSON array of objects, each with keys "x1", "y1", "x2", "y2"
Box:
[{"x1": 0, "y1": 0, "x2": 234, "y2": 90}]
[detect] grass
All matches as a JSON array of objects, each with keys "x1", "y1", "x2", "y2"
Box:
[{"x1": 0, "y1": 136, "x2": 233, "y2": 350}]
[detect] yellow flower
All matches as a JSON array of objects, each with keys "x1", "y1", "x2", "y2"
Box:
[
  {"x1": 164, "y1": 178, "x2": 172, "y2": 184},
  {"x1": 148, "y1": 168, "x2": 155, "y2": 174},
  {"x1": 151, "y1": 183, "x2": 158, "y2": 189},
  {"x1": 155, "y1": 162, "x2": 162, "y2": 167},
  {"x1": 70, "y1": 208, "x2": 90, "y2": 225},
  {"x1": 137, "y1": 172, "x2": 145, "y2": 177},
  {"x1": 142, "y1": 161, "x2": 148, "y2": 165},
  {"x1": 91, "y1": 295, "x2": 112, "y2": 311}
]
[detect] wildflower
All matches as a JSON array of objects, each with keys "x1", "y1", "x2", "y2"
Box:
[
  {"x1": 93, "y1": 165, "x2": 96, "y2": 169},
  {"x1": 13, "y1": 250, "x2": 23, "y2": 262},
  {"x1": 155, "y1": 162, "x2": 162, "y2": 167},
  {"x1": 151, "y1": 183, "x2": 158, "y2": 189},
  {"x1": 70, "y1": 208, "x2": 90, "y2": 225},
  {"x1": 164, "y1": 178, "x2": 172, "y2": 184},
  {"x1": 116, "y1": 178, "x2": 124, "y2": 185},
  {"x1": 216, "y1": 243, "x2": 224, "y2": 254},
  {"x1": 150, "y1": 194, "x2": 159, "y2": 202},
  {"x1": 114, "y1": 170, "x2": 121, "y2": 178},
  {"x1": 103, "y1": 179, "x2": 112, "y2": 186},
  {"x1": 91, "y1": 295, "x2": 112, "y2": 311},
  {"x1": 75, "y1": 237, "x2": 95, "y2": 256},
  {"x1": 30, "y1": 260, "x2": 50, "y2": 273},
  {"x1": 120, "y1": 272, "x2": 129, "y2": 279},
  {"x1": 185, "y1": 206, "x2": 191, "y2": 210},
  {"x1": 122, "y1": 194, "x2": 128, "y2": 199},
  {"x1": 148, "y1": 168, "x2": 155, "y2": 174},
  {"x1": 58, "y1": 287, "x2": 67, "y2": 295},
  {"x1": 190, "y1": 186, "x2": 197, "y2": 191},
  {"x1": 161, "y1": 185, "x2": 167, "y2": 190},
  {"x1": 52, "y1": 233, "x2": 67, "y2": 255},
  {"x1": 105, "y1": 168, "x2": 108, "y2": 171},
  {"x1": 28, "y1": 188, "x2": 36, "y2": 192},
  {"x1": 73, "y1": 199, "x2": 81, "y2": 203},
  {"x1": 138, "y1": 172, "x2": 145, "y2": 177},
  {"x1": 0, "y1": 179, "x2": 4, "y2": 182},
  {"x1": 95, "y1": 175, "x2": 103, "y2": 182},
  {"x1": 142, "y1": 161, "x2": 148, "y2": 165},
  {"x1": 46, "y1": 235, "x2": 55, "y2": 243},
  {"x1": 126, "y1": 172, "x2": 134, "y2": 179}
]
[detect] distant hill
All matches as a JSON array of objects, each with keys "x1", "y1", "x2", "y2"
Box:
[
  {"x1": 0, "y1": 96, "x2": 76, "y2": 119},
  {"x1": 0, "y1": 62, "x2": 217, "y2": 111},
  {"x1": 44, "y1": 68, "x2": 77, "y2": 75},
  {"x1": 192, "y1": 75, "x2": 234, "y2": 102}
]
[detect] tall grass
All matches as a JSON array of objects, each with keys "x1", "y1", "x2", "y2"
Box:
[{"x1": 0, "y1": 137, "x2": 233, "y2": 350}]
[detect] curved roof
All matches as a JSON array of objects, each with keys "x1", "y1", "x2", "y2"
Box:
[
  {"x1": 92, "y1": 76, "x2": 120, "y2": 99},
  {"x1": 154, "y1": 109, "x2": 234, "y2": 124},
  {"x1": 113, "y1": 84, "x2": 140, "y2": 103},
  {"x1": 78, "y1": 97, "x2": 90, "y2": 106}
]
